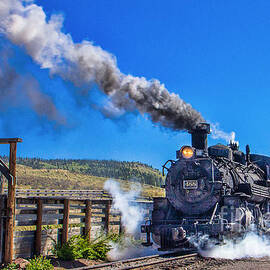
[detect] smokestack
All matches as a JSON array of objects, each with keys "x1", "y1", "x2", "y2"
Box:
[{"x1": 189, "y1": 123, "x2": 210, "y2": 151}]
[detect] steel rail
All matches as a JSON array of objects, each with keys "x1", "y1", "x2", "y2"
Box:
[
  {"x1": 71, "y1": 252, "x2": 198, "y2": 270},
  {"x1": 118, "y1": 253, "x2": 198, "y2": 270}
]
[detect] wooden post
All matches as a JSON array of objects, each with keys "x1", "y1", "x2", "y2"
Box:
[
  {"x1": 0, "y1": 174, "x2": 3, "y2": 195},
  {"x1": 62, "y1": 199, "x2": 70, "y2": 245},
  {"x1": 0, "y1": 138, "x2": 22, "y2": 264},
  {"x1": 85, "y1": 200, "x2": 92, "y2": 241},
  {"x1": 119, "y1": 215, "x2": 123, "y2": 234},
  {"x1": 0, "y1": 195, "x2": 5, "y2": 262},
  {"x1": 35, "y1": 199, "x2": 43, "y2": 255},
  {"x1": 104, "y1": 200, "x2": 111, "y2": 234},
  {"x1": 4, "y1": 142, "x2": 17, "y2": 263}
]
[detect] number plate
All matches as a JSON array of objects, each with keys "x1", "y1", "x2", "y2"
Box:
[{"x1": 183, "y1": 180, "x2": 198, "y2": 189}]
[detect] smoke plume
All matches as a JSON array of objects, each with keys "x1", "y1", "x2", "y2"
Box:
[
  {"x1": 0, "y1": 48, "x2": 65, "y2": 124},
  {"x1": 0, "y1": 0, "x2": 204, "y2": 131}
]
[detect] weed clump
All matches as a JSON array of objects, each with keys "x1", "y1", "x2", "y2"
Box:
[
  {"x1": 26, "y1": 256, "x2": 53, "y2": 270},
  {"x1": 2, "y1": 263, "x2": 18, "y2": 270},
  {"x1": 3, "y1": 256, "x2": 53, "y2": 270},
  {"x1": 52, "y1": 233, "x2": 120, "y2": 261}
]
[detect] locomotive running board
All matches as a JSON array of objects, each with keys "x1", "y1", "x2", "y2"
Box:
[{"x1": 237, "y1": 183, "x2": 270, "y2": 198}]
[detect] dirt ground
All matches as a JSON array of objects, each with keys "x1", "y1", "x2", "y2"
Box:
[{"x1": 49, "y1": 257, "x2": 102, "y2": 269}]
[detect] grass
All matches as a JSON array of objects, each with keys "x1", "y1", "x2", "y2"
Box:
[{"x1": 14, "y1": 164, "x2": 165, "y2": 198}]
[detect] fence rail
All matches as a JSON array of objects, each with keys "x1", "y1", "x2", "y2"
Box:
[
  {"x1": 4, "y1": 189, "x2": 110, "y2": 199},
  {"x1": 3, "y1": 189, "x2": 152, "y2": 201}
]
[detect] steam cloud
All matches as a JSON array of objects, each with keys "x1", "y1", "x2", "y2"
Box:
[
  {"x1": 104, "y1": 179, "x2": 162, "y2": 261},
  {"x1": 0, "y1": 0, "x2": 204, "y2": 131},
  {"x1": 199, "y1": 233, "x2": 270, "y2": 259},
  {"x1": 211, "y1": 122, "x2": 236, "y2": 143},
  {"x1": 104, "y1": 179, "x2": 144, "y2": 234}
]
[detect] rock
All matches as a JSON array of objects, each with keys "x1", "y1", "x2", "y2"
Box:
[{"x1": 13, "y1": 258, "x2": 30, "y2": 269}]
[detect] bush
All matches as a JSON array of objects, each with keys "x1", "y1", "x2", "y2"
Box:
[
  {"x1": 52, "y1": 233, "x2": 120, "y2": 261},
  {"x1": 26, "y1": 256, "x2": 53, "y2": 270},
  {"x1": 2, "y1": 263, "x2": 18, "y2": 270}
]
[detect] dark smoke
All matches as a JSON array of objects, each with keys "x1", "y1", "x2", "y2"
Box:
[{"x1": 0, "y1": 0, "x2": 204, "y2": 131}]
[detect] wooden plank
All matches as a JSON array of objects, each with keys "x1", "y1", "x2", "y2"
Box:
[
  {"x1": 62, "y1": 199, "x2": 70, "y2": 245},
  {"x1": 15, "y1": 213, "x2": 67, "y2": 221},
  {"x1": 91, "y1": 199, "x2": 111, "y2": 205},
  {"x1": 109, "y1": 221, "x2": 121, "y2": 226},
  {"x1": 16, "y1": 206, "x2": 37, "y2": 211},
  {"x1": 4, "y1": 142, "x2": 17, "y2": 264},
  {"x1": 16, "y1": 209, "x2": 36, "y2": 215},
  {"x1": 0, "y1": 138, "x2": 22, "y2": 144},
  {"x1": 16, "y1": 197, "x2": 112, "y2": 204},
  {"x1": 35, "y1": 199, "x2": 42, "y2": 255},
  {"x1": 70, "y1": 205, "x2": 86, "y2": 210},
  {"x1": 16, "y1": 198, "x2": 36, "y2": 204},
  {"x1": 15, "y1": 214, "x2": 37, "y2": 221},
  {"x1": 14, "y1": 231, "x2": 36, "y2": 237},
  {"x1": 90, "y1": 222, "x2": 105, "y2": 226},
  {"x1": 43, "y1": 205, "x2": 63, "y2": 209},
  {"x1": 15, "y1": 220, "x2": 37, "y2": 226},
  {"x1": 84, "y1": 200, "x2": 91, "y2": 241},
  {"x1": 0, "y1": 159, "x2": 12, "y2": 184}
]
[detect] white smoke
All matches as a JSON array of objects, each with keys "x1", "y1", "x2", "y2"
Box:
[
  {"x1": 0, "y1": 0, "x2": 203, "y2": 131},
  {"x1": 200, "y1": 232, "x2": 270, "y2": 259},
  {"x1": 104, "y1": 179, "x2": 156, "y2": 261},
  {"x1": 104, "y1": 179, "x2": 144, "y2": 234},
  {"x1": 107, "y1": 237, "x2": 161, "y2": 261},
  {"x1": 211, "y1": 122, "x2": 236, "y2": 143}
]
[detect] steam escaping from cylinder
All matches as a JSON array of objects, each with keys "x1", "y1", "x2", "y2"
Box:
[
  {"x1": 104, "y1": 179, "x2": 144, "y2": 234},
  {"x1": 198, "y1": 232, "x2": 270, "y2": 259},
  {"x1": 104, "y1": 179, "x2": 163, "y2": 261},
  {"x1": 0, "y1": 0, "x2": 204, "y2": 131}
]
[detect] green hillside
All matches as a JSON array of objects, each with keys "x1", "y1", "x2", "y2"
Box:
[
  {"x1": 14, "y1": 164, "x2": 165, "y2": 198},
  {"x1": 1, "y1": 157, "x2": 164, "y2": 187}
]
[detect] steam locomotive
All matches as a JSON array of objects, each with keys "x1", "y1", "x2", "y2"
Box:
[{"x1": 141, "y1": 123, "x2": 270, "y2": 250}]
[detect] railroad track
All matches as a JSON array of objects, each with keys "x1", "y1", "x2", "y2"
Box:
[{"x1": 72, "y1": 251, "x2": 198, "y2": 270}]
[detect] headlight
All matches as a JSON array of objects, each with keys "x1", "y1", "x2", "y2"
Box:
[{"x1": 181, "y1": 146, "x2": 194, "y2": 159}]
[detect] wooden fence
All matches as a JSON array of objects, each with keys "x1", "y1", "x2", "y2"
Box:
[{"x1": 0, "y1": 194, "x2": 153, "y2": 261}]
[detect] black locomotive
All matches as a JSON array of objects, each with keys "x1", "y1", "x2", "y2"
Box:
[{"x1": 141, "y1": 123, "x2": 270, "y2": 250}]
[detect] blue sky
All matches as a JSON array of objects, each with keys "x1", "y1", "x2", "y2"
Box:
[{"x1": 1, "y1": 0, "x2": 270, "y2": 169}]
